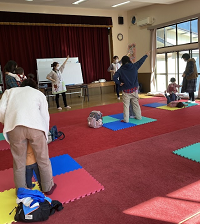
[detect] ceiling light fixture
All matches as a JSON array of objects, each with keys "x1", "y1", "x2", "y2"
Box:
[
  {"x1": 72, "y1": 0, "x2": 87, "y2": 5},
  {"x1": 112, "y1": 1, "x2": 130, "y2": 8}
]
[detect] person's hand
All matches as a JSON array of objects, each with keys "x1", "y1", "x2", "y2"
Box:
[
  {"x1": 67, "y1": 55, "x2": 70, "y2": 60},
  {"x1": 120, "y1": 83, "x2": 124, "y2": 86},
  {"x1": 5, "y1": 72, "x2": 9, "y2": 74},
  {"x1": 146, "y1": 51, "x2": 151, "y2": 57},
  {"x1": 182, "y1": 73, "x2": 186, "y2": 77}
]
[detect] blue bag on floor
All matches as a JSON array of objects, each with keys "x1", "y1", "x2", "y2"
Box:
[{"x1": 49, "y1": 126, "x2": 65, "y2": 142}]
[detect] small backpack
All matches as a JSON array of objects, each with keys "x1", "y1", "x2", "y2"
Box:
[
  {"x1": 88, "y1": 111, "x2": 103, "y2": 128},
  {"x1": 48, "y1": 126, "x2": 65, "y2": 143},
  {"x1": 13, "y1": 200, "x2": 63, "y2": 222}
]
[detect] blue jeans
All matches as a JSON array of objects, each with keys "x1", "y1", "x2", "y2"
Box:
[
  {"x1": 26, "y1": 163, "x2": 42, "y2": 190},
  {"x1": 165, "y1": 93, "x2": 176, "y2": 104}
]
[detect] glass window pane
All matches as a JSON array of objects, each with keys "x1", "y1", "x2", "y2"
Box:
[
  {"x1": 157, "y1": 28, "x2": 165, "y2": 48},
  {"x1": 157, "y1": 75, "x2": 166, "y2": 92},
  {"x1": 192, "y1": 49, "x2": 200, "y2": 92},
  {"x1": 165, "y1": 25, "x2": 176, "y2": 46},
  {"x1": 177, "y1": 21, "x2": 190, "y2": 45},
  {"x1": 167, "y1": 52, "x2": 178, "y2": 87},
  {"x1": 156, "y1": 54, "x2": 166, "y2": 73},
  {"x1": 179, "y1": 51, "x2": 189, "y2": 86},
  {"x1": 191, "y1": 19, "x2": 198, "y2": 43}
]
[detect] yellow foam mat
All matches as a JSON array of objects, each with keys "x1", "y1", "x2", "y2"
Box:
[
  {"x1": 0, "y1": 183, "x2": 40, "y2": 224},
  {"x1": 139, "y1": 94, "x2": 154, "y2": 99},
  {"x1": 157, "y1": 105, "x2": 181, "y2": 111}
]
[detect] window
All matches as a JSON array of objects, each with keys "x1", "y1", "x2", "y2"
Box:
[
  {"x1": 156, "y1": 50, "x2": 199, "y2": 92},
  {"x1": 156, "y1": 19, "x2": 198, "y2": 48}
]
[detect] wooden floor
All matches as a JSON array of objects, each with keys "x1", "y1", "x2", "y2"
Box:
[
  {"x1": 48, "y1": 92, "x2": 151, "y2": 114},
  {"x1": 48, "y1": 93, "x2": 122, "y2": 114}
]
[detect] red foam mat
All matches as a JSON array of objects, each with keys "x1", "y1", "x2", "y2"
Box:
[
  {"x1": 0, "y1": 168, "x2": 15, "y2": 192},
  {"x1": 0, "y1": 140, "x2": 10, "y2": 151},
  {"x1": 48, "y1": 168, "x2": 104, "y2": 204}
]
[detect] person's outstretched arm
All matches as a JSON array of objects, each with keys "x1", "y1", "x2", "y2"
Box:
[
  {"x1": 134, "y1": 51, "x2": 150, "y2": 70},
  {"x1": 60, "y1": 55, "x2": 70, "y2": 73}
]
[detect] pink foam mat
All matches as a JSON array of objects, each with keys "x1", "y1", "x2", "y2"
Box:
[
  {"x1": 0, "y1": 140, "x2": 10, "y2": 151},
  {"x1": 0, "y1": 168, "x2": 15, "y2": 192},
  {"x1": 48, "y1": 168, "x2": 104, "y2": 203}
]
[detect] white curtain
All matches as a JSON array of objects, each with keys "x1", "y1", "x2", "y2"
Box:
[
  {"x1": 198, "y1": 17, "x2": 200, "y2": 98},
  {"x1": 150, "y1": 29, "x2": 157, "y2": 92}
]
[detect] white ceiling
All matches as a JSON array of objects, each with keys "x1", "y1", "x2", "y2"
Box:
[{"x1": 0, "y1": 0, "x2": 186, "y2": 10}]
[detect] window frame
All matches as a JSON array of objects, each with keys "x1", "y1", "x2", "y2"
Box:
[{"x1": 156, "y1": 18, "x2": 198, "y2": 49}]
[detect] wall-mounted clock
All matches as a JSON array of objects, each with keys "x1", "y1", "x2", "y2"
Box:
[
  {"x1": 117, "y1": 33, "x2": 123, "y2": 41},
  {"x1": 131, "y1": 16, "x2": 136, "y2": 25}
]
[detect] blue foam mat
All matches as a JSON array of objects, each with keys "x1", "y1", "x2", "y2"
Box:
[
  {"x1": 103, "y1": 120, "x2": 136, "y2": 131},
  {"x1": 109, "y1": 113, "x2": 124, "y2": 120},
  {"x1": 143, "y1": 102, "x2": 167, "y2": 108},
  {"x1": 34, "y1": 154, "x2": 82, "y2": 180}
]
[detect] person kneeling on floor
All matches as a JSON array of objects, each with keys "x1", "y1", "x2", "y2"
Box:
[{"x1": 113, "y1": 51, "x2": 150, "y2": 123}]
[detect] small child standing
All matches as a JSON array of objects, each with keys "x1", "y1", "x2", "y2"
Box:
[
  {"x1": 8, "y1": 67, "x2": 27, "y2": 86},
  {"x1": 26, "y1": 142, "x2": 42, "y2": 190}
]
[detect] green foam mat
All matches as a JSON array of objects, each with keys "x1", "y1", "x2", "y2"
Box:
[
  {"x1": 102, "y1": 116, "x2": 119, "y2": 124},
  {"x1": 173, "y1": 143, "x2": 200, "y2": 162},
  {"x1": 129, "y1": 116, "x2": 157, "y2": 125},
  {"x1": 0, "y1": 133, "x2": 5, "y2": 141}
]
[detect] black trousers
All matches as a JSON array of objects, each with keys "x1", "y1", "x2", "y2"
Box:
[
  {"x1": 116, "y1": 84, "x2": 120, "y2": 98},
  {"x1": 55, "y1": 92, "x2": 67, "y2": 108},
  {"x1": 26, "y1": 163, "x2": 42, "y2": 190},
  {"x1": 189, "y1": 92, "x2": 195, "y2": 101}
]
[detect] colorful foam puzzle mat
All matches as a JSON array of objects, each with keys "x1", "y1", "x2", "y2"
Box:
[
  {"x1": 142, "y1": 102, "x2": 167, "y2": 108},
  {"x1": 173, "y1": 143, "x2": 200, "y2": 163},
  {"x1": 0, "y1": 133, "x2": 5, "y2": 141},
  {"x1": 103, "y1": 114, "x2": 157, "y2": 131},
  {"x1": 0, "y1": 154, "x2": 104, "y2": 224},
  {"x1": 143, "y1": 102, "x2": 199, "y2": 111}
]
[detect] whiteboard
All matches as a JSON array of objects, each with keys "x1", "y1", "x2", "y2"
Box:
[{"x1": 36, "y1": 57, "x2": 83, "y2": 85}]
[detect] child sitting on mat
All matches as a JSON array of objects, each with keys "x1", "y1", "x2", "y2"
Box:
[
  {"x1": 7, "y1": 67, "x2": 27, "y2": 86},
  {"x1": 165, "y1": 91, "x2": 187, "y2": 108},
  {"x1": 26, "y1": 142, "x2": 42, "y2": 190},
  {"x1": 167, "y1": 77, "x2": 182, "y2": 101}
]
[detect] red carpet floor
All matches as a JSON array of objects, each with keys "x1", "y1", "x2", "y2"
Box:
[
  {"x1": 34, "y1": 124, "x2": 200, "y2": 224},
  {"x1": 0, "y1": 98, "x2": 200, "y2": 171},
  {"x1": 1, "y1": 97, "x2": 200, "y2": 224}
]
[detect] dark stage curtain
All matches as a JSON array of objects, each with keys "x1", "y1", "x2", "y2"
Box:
[
  {"x1": 0, "y1": 25, "x2": 110, "y2": 84},
  {"x1": 0, "y1": 11, "x2": 112, "y2": 26}
]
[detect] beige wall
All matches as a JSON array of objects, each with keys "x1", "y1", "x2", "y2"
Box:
[
  {"x1": 127, "y1": 0, "x2": 200, "y2": 73},
  {"x1": 0, "y1": 2, "x2": 129, "y2": 61}
]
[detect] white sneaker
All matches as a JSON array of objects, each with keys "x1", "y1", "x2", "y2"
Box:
[
  {"x1": 65, "y1": 106, "x2": 71, "y2": 109},
  {"x1": 187, "y1": 100, "x2": 191, "y2": 103},
  {"x1": 117, "y1": 97, "x2": 120, "y2": 100},
  {"x1": 57, "y1": 107, "x2": 62, "y2": 110},
  {"x1": 191, "y1": 101, "x2": 196, "y2": 103},
  {"x1": 130, "y1": 116, "x2": 136, "y2": 119}
]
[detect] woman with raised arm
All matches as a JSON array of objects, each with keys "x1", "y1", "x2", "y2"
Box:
[{"x1": 46, "y1": 56, "x2": 71, "y2": 110}]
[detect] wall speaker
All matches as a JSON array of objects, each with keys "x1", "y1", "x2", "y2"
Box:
[{"x1": 118, "y1": 16, "x2": 124, "y2": 25}]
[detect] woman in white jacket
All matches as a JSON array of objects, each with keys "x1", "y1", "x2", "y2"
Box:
[
  {"x1": 46, "y1": 56, "x2": 71, "y2": 110},
  {"x1": 0, "y1": 79, "x2": 56, "y2": 195}
]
